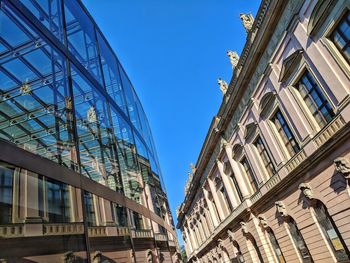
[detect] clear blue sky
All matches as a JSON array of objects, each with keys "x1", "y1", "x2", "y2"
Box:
[{"x1": 83, "y1": 0, "x2": 261, "y2": 243}]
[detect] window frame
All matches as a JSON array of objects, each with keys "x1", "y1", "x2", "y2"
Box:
[
  {"x1": 269, "y1": 107, "x2": 301, "y2": 159},
  {"x1": 239, "y1": 156, "x2": 259, "y2": 194},
  {"x1": 288, "y1": 65, "x2": 335, "y2": 131},
  {"x1": 320, "y1": 4, "x2": 350, "y2": 79},
  {"x1": 313, "y1": 201, "x2": 350, "y2": 262},
  {"x1": 252, "y1": 134, "x2": 276, "y2": 178}
]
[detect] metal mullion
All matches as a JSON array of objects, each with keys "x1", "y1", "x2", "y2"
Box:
[
  {"x1": 59, "y1": 0, "x2": 91, "y2": 260},
  {"x1": 27, "y1": 0, "x2": 60, "y2": 34},
  {"x1": 0, "y1": 37, "x2": 39, "y2": 62},
  {"x1": 0, "y1": 109, "x2": 49, "y2": 149}
]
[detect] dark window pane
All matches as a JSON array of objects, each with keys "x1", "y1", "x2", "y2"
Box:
[
  {"x1": 241, "y1": 157, "x2": 258, "y2": 193},
  {"x1": 331, "y1": 11, "x2": 350, "y2": 63},
  {"x1": 288, "y1": 218, "x2": 313, "y2": 263},
  {"x1": 297, "y1": 71, "x2": 334, "y2": 128},
  {"x1": 271, "y1": 110, "x2": 300, "y2": 157},
  {"x1": 314, "y1": 201, "x2": 350, "y2": 261}
]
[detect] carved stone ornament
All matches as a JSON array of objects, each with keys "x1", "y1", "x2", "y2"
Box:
[
  {"x1": 334, "y1": 157, "x2": 350, "y2": 179},
  {"x1": 87, "y1": 106, "x2": 97, "y2": 123},
  {"x1": 20, "y1": 81, "x2": 31, "y2": 95},
  {"x1": 240, "y1": 13, "x2": 254, "y2": 33},
  {"x1": 146, "y1": 249, "x2": 153, "y2": 263},
  {"x1": 258, "y1": 215, "x2": 268, "y2": 229},
  {"x1": 240, "y1": 221, "x2": 248, "y2": 234},
  {"x1": 298, "y1": 183, "x2": 313, "y2": 199},
  {"x1": 217, "y1": 78, "x2": 228, "y2": 95},
  {"x1": 227, "y1": 229, "x2": 235, "y2": 242},
  {"x1": 190, "y1": 163, "x2": 196, "y2": 174},
  {"x1": 275, "y1": 201, "x2": 288, "y2": 217},
  {"x1": 214, "y1": 116, "x2": 220, "y2": 133},
  {"x1": 65, "y1": 96, "x2": 73, "y2": 110},
  {"x1": 227, "y1": 50, "x2": 240, "y2": 69},
  {"x1": 93, "y1": 251, "x2": 102, "y2": 263},
  {"x1": 62, "y1": 251, "x2": 76, "y2": 263},
  {"x1": 217, "y1": 238, "x2": 224, "y2": 253}
]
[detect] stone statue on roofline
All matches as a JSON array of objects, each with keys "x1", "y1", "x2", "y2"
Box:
[
  {"x1": 240, "y1": 13, "x2": 254, "y2": 33},
  {"x1": 227, "y1": 50, "x2": 239, "y2": 69},
  {"x1": 217, "y1": 78, "x2": 228, "y2": 95}
]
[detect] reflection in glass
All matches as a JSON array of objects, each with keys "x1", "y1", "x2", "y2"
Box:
[{"x1": 64, "y1": 0, "x2": 102, "y2": 84}]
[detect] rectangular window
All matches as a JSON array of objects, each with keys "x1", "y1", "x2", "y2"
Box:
[
  {"x1": 241, "y1": 157, "x2": 258, "y2": 193},
  {"x1": 84, "y1": 191, "x2": 96, "y2": 226},
  {"x1": 47, "y1": 179, "x2": 71, "y2": 223},
  {"x1": 0, "y1": 165, "x2": 14, "y2": 224},
  {"x1": 254, "y1": 136, "x2": 275, "y2": 177},
  {"x1": 271, "y1": 110, "x2": 300, "y2": 157},
  {"x1": 220, "y1": 186, "x2": 233, "y2": 212},
  {"x1": 331, "y1": 11, "x2": 350, "y2": 63},
  {"x1": 297, "y1": 71, "x2": 334, "y2": 128}
]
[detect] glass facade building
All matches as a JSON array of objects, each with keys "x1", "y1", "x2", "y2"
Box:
[{"x1": 0, "y1": 0, "x2": 177, "y2": 262}]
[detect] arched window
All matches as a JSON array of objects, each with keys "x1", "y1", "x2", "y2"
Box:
[
  {"x1": 233, "y1": 241, "x2": 245, "y2": 263},
  {"x1": 314, "y1": 201, "x2": 350, "y2": 261},
  {"x1": 247, "y1": 233, "x2": 264, "y2": 263},
  {"x1": 266, "y1": 228, "x2": 286, "y2": 263},
  {"x1": 287, "y1": 217, "x2": 313, "y2": 263}
]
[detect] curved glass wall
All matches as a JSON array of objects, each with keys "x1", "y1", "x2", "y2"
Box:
[{"x1": 0, "y1": 0, "x2": 176, "y2": 262}]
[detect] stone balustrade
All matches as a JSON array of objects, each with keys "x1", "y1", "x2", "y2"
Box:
[
  {"x1": 44, "y1": 223, "x2": 84, "y2": 236},
  {"x1": 0, "y1": 224, "x2": 24, "y2": 238},
  {"x1": 131, "y1": 229, "x2": 153, "y2": 238},
  {"x1": 155, "y1": 233, "x2": 168, "y2": 241}
]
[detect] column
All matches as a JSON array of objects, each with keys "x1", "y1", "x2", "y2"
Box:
[
  {"x1": 203, "y1": 187, "x2": 220, "y2": 226},
  {"x1": 207, "y1": 179, "x2": 226, "y2": 220},
  {"x1": 204, "y1": 206, "x2": 214, "y2": 231},
  {"x1": 188, "y1": 222, "x2": 198, "y2": 250},
  {"x1": 22, "y1": 171, "x2": 43, "y2": 236},
  {"x1": 199, "y1": 216, "x2": 209, "y2": 238},
  {"x1": 224, "y1": 145, "x2": 251, "y2": 198},
  {"x1": 184, "y1": 227, "x2": 193, "y2": 253},
  {"x1": 216, "y1": 159, "x2": 239, "y2": 207}
]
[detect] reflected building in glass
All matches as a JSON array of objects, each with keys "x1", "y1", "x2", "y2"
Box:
[{"x1": 0, "y1": 0, "x2": 179, "y2": 262}]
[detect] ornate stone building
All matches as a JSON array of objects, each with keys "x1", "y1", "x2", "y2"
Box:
[{"x1": 177, "y1": 0, "x2": 350, "y2": 262}]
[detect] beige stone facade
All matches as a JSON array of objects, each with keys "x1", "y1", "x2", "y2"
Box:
[{"x1": 177, "y1": 0, "x2": 350, "y2": 262}]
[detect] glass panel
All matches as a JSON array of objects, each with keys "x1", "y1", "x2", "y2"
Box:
[
  {"x1": 118, "y1": 64, "x2": 142, "y2": 133},
  {"x1": 97, "y1": 32, "x2": 128, "y2": 115},
  {"x1": 64, "y1": 0, "x2": 102, "y2": 84},
  {"x1": 19, "y1": 0, "x2": 65, "y2": 42},
  {"x1": 0, "y1": 3, "x2": 77, "y2": 169},
  {"x1": 110, "y1": 107, "x2": 145, "y2": 203},
  {"x1": 71, "y1": 66, "x2": 118, "y2": 189}
]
